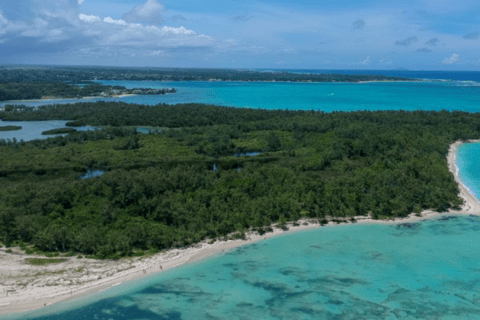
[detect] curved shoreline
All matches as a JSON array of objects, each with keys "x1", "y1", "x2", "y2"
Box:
[{"x1": 2, "y1": 140, "x2": 480, "y2": 317}]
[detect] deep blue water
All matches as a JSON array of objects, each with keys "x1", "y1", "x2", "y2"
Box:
[{"x1": 8, "y1": 215, "x2": 480, "y2": 320}]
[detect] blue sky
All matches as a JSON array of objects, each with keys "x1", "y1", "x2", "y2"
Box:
[{"x1": 0, "y1": 0, "x2": 479, "y2": 70}]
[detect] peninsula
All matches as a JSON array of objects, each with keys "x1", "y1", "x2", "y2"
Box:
[{"x1": 0, "y1": 82, "x2": 176, "y2": 102}]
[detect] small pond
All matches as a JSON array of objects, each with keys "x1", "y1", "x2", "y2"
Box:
[{"x1": 79, "y1": 170, "x2": 105, "y2": 180}]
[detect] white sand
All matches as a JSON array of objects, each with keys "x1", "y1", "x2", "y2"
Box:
[{"x1": 1, "y1": 140, "x2": 480, "y2": 316}]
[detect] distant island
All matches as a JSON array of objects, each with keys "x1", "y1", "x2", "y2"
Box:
[
  {"x1": 0, "y1": 65, "x2": 411, "y2": 85},
  {"x1": 0, "y1": 82, "x2": 176, "y2": 102},
  {"x1": 0, "y1": 125, "x2": 22, "y2": 131}
]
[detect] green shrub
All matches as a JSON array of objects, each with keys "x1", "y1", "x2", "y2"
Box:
[
  {"x1": 25, "y1": 258, "x2": 65, "y2": 266},
  {"x1": 6, "y1": 249, "x2": 13, "y2": 253},
  {"x1": 42, "y1": 128, "x2": 77, "y2": 135},
  {"x1": 132, "y1": 251, "x2": 145, "y2": 257},
  {"x1": 25, "y1": 249, "x2": 34, "y2": 255},
  {"x1": 77, "y1": 255, "x2": 83, "y2": 259},
  {"x1": 45, "y1": 252, "x2": 60, "y2": 257}
]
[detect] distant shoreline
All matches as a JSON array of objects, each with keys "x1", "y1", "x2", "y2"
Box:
[
  {"x1": 0, "y1": 94, "x2": 137, "y2": 105},
  {"x1": 1, "y1": 139, "x2": 479, "y2": 317}
]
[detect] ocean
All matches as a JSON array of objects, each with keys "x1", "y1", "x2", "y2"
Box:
[
  {"x1": 9, "y1": 216, "x2": 480, "y2": 319},
  {"x1": 4, "y1": 70, "x2": 480, "y2": 319}
]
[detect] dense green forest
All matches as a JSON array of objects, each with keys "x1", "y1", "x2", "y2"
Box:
[
  {"x1": 1, "y1": 104, "x2": 477, "y2": 259},
  {"x1": 0, "y1": 82, "x2": 175, "y2": 102},
  {"x1": 0, "y1": 66, "x2": 409, "y2": 84},
  {"x1": 0, "y1": 102, "x2": 298, "y2": 127}
]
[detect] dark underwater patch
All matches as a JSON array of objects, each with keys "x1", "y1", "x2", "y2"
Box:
[
  {"x1": 396, "y1": 222, "x2": 420, "y2": 229},
  {"x1": 308, "y1": 276, "x2": 369, "y2": 287},
  {"x1": 30, "y1": 296, "x2": 183, "y2": 320},
  {"x1": 278, "y1": 266, "x2": 303, "y2": 277},
  {"x1": 328, "y1": 299, "x2": 344, "y2": 305},
  {"x1": 290, "y1": 306, "x2": 317, "y2": 315},
  {"x1": 438, "y1": 216, "x2": 458, "y2": 221},
  {"x1": 236, "y1": 302, "x2": 254, "y2": 307}
]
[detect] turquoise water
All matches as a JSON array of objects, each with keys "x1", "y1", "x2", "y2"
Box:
[
  {"x1": 3, "y1": 80, "x2": 480, "y2": 319},
  {"x1": 97, "y1": 80, "x2": 480, "y2": 112},
  {"x1": 457, "y1": 143, "x2": 480, "y2": 200},
  {"x1": 2, "y1": 80, "x2": 480, "y2": 112},
  {"x1": 8, "y1": 215, "x2": 480, "y2": 320}
]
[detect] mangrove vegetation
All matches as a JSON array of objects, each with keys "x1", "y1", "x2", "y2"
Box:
[{"x1": 0, "y1": 103, "x2": 476, "y2": 259}]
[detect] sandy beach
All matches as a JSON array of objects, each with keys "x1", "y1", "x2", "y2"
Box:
[{"x1": 1, "y1": 139, "x2": 480, "y2": 316}]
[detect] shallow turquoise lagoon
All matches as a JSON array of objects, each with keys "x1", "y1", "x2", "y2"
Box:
[
  {"x1": 9, "y1": 215, "x2": 480, "y2": 320},
  {"x1": 98, "y1": 80, "x2": 480, "y2": 112},
  {"x1": 2, "y1": 80, "x2": 480, "y2": 112},
  {"x1": 457, "y1": 142, "x2": 480, "y2": 200}
]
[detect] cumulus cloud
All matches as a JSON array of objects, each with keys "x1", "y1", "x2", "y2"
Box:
[
  {"x1": 416, "y1": 48, "x2": 432, "y2": 53},
  {"x1": 78, "y1": 13, "x2": 100, "y2": 23},
  {"x1": 78, "y1": 14, "x2": 210, "y2": 48},
  {"x1": 463, "y1": 32, "x2": 479, "y2": 40},
  {"x1": 424, "y1": 38, "x2": 440, "y2": 46},
  {"x1": 394, "y1": 36, "x2": 418, "y2": 46},
  {"x1": 0, "y1": 0, "x2": 214, "y2": 62},
  {"x1": 352, "y1": 19, "x2": 365, "y2": 30},
  {"x1": 442, "y1": 53, "x2": 460, "y2": 64},
  {"x1": 122, "y1": 0, "x2": 164, "y2": 26}
]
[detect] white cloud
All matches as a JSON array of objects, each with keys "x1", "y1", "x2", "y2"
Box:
[
  {"x1": 79, "y1": 14, "x2": 100, "y2": 23},
  {"x1": 360, "y1": 56, "x2": 370, "y2": 65},
  {"x1": 103, "y1": 17, "x2": 127, "y2": 26},
  {"x1": 78, "y1": 13, "x2": 212, "y2": 48},
  {"x1": 77, "y1": 0, "x2": 84, "y2": 4},
  {"x1": 123, "y1": 0, "x2": 164, "y2": 25},
  {"x1": 0, "y1": 0, "x2": 214, "y2": 61},
  {"x1": 442, "y1": 53, "x2": 460, "y2": 64},
  {"x1": 0, "y1": 12, "x2": 7, "y2": 26}
]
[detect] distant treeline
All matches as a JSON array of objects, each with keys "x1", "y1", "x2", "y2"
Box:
[
  {"x1": 0, "y1": 66, "x2": 409, "y2": 84},
  {"x1": 0, "y1": 82, "x2": 175, "y2": 102},
  {"x1": 1, "y1": 105, "x2": 477, "y2": 258},
  {"x1": 0, "y1": 102, "x2": 299, "y2": 127}
]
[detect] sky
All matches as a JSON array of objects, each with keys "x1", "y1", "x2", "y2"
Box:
[{"x1": 0, "y1": 0, "x2": 479, "y2": 70}]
